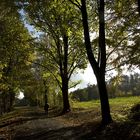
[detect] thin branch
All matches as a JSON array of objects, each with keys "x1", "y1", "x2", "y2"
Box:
[
  {"x1": 69, "y1": 81, "x2": 81, "y2": 89},
  {"x1": 68, "y1": 63, "x2": 79, "y2": 80},
  {"x1": 68, "y1": 0, "x2": 81, "y2": 9},
  {"x1": 106, "y1": 63, "x2": 125, "y2": 72},
  {"x1": 106, "y1": 33, "x2": 132, "y2": 61}
]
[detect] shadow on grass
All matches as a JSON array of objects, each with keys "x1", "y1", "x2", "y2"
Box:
[
  {"x1": 13, "y1": 120, "x2": 140, "y2": 140},
  {"x1": 13, "y1": 121, "x2": 100, "y2": 140}
]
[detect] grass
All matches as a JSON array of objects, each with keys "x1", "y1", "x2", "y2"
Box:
[
  {"x1": 71, "y1": 100, "x2": 100, "y2": 109},
  {"x1": 72, "y1": 96, "x2": 140, "y2": 109},
  {"x1": 71, "y1": 96, "x2": 140, "y2": 121},
  {"x1": 109, "y1": 96, "x2": 140, "y2": 105}
]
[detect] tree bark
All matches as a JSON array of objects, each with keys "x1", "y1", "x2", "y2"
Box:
[{"x1": 98, "y1": 0, "x2": 112, "y2": 124}]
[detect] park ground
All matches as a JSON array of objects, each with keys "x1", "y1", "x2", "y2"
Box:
[{"x1": 0, "y1": 96, "x2": 140, "y2": 140}]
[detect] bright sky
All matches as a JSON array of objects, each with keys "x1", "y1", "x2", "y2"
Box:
[
  {"x1": 18, "y1": 91, "x2": 24, "y2": 99},
  {"x1": 70, "y1": 64, "x2": 140, "y2": 92},
  {"x1": 69, "y1": 64, "x2": 96, "y2": 92}
]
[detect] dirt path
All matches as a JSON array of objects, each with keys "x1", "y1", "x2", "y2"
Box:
[{"x1": 0, "y1": 107, "x2": 100, "y2": 140}]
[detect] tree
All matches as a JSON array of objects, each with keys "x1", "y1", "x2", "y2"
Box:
[
  {"x1": 70, "y1": 84, "x2": 99, "y2": 101},
  {"x1": 22, "y1": 0, "x2": 87, "y2": 113},
  {"x1": 105, "y1": 0, "x2": 140, "y2": 71},
  {"x1": 107, "y1": 73, "x2": 140, "y2": 97},
  {"x1": 68, "y1": 0, "x2": 112, "y2": 124},
  {"x1": 0, "y1": 0, "x2": 33, "y2": 114}
]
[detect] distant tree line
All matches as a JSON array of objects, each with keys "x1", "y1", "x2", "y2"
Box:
[
  {"x1": 108, "y1": 73, "x2": 140, "y2": 97},
  {"x1": 70, "y1": 73, "x2": 140, "y2": 101}
]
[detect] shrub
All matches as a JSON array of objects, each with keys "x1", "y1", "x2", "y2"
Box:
[{"x1": 128, "y1": 103, "x2": 140, "y2": 121}]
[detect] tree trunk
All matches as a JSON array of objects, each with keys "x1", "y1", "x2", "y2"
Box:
[
  {"x1": 9, "y1": 89, "x2": 15, "y2": 111},
  {"x1": 96, "y1": 73, "x2": 112, "y2": 125},
  {"x1": 44, "y1": 92, "x2": 48, "y2": 104},
  {"x1": 80, "y1": 0, "x2": 112, "y2": 125},
  {"x1": 61, "y1": 78, "x2": 70, "y2": 113},
  {"x1": 0, "y1": 95, "x2": 2, "y2": 115},
  {"x1": 1, "y1": 92, "x2": 6, "y2": 114},
  {"x1": 61, "y1": 34, "x2": 70, "y2": 114},
  {"x1": 97, "y1": 0, "x2": 112, "y2": 125},
  {"x1": 43, "y1": 80, "x2": 48, "y2": 104}
]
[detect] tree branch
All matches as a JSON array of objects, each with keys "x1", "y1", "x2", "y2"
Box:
[{"x1": 68, "y1": 0, "x2": 81, "y2": 9}]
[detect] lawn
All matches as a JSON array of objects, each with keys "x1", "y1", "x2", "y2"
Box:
[
  {"x1": 72, "y1": 96, "x2": 140, "y2": 109},
  {"x1": 72, "y1": 96, "x2": 140, "y2": 121}
]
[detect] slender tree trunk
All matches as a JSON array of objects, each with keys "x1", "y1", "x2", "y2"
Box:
[
  {"x1": 44, "y1": 91, "x2": 48, "y2": 104},
  {"x1": 96, "y1": 73, "x2": 112, "y2": 125},
  {"x1": 43, "y1": 80, "x2": 48, "y2": 104},
  {"x1": 3, "y1": 93, "x2": 6, "y2": 113},
  {"x1": 0, "y1": 96, "x2": 2, "y2": 115},
  {"x1": 9, "y1": 89, "x2": 15, "y2": 111},
  {"x1": 98, "y1": 0, "x2": 112, "y2": 125},
  {"x1": 80, "y1": 0, "x2": 112, "y2": 125}
]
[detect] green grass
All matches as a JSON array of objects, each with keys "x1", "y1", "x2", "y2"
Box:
[
  {"x1": 72, "y1": 96, "x2": 140, "y2": 109},
  {"x1": 71, "y1": 100, "x2": 100, "y2": 109},
  {"x1": 109, "y1": 96, "x2": 140, "y2": 105},
  {"x1": 71, "y1": 96, "x2": 140, "y2": 121}
]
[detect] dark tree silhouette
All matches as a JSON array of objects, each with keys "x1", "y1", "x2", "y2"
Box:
[{"x1": 73, "y1": 0, "x2": 112, "y2": 125}]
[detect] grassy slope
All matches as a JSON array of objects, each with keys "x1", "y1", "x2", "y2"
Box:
[{"x1": 70, "y1": 96, "x2": 140, "y2": 139}]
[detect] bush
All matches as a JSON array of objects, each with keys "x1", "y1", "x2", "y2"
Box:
[{"x1": 128, "y1": 103, "x2": 140, "y2": 121}]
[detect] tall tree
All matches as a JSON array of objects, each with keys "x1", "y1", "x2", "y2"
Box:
[
  {"x1": 22, "y1": 0, "x2": 87, "y2": 113},
  {"x1": 0, "y1": 0, "x2": 33, "y2": 114},
  {"x1": 69, "y1": 0, "x2": 112, "y2": 124}
]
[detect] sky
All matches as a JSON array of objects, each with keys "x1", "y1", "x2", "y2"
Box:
[
  {"x1": 69, "y1": 64, "x2": 140, "y2": 92},
  {"x1": 69, "y1": 64, "x2": 96, "y2": 92}
]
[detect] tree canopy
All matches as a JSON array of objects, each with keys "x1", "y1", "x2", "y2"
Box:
[{"x1": 0, "y1": 0, "x2": 139, "y2": 125}]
